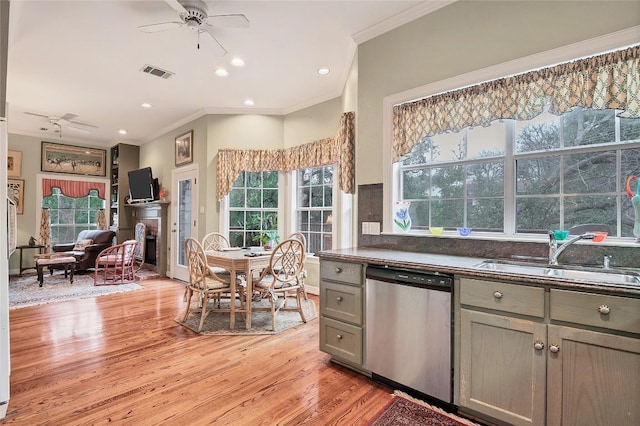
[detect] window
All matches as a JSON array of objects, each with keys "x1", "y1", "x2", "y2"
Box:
[
  {"x1": 228, "y1": 171, "x2": 279, "y2": 247},
  {"x1": 398, "y1": 108, "x2": 640, "y2": 237},
  {"x1": 295, "y1": 165, "x2": 333, "y2": 254},
  {"x1": 42, "y1": 188, "x2": 105, "y2": 245}
]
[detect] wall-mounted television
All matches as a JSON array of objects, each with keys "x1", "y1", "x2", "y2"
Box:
[{"x1": 128, "y1": 167, "x2": 158, "y2": 203}]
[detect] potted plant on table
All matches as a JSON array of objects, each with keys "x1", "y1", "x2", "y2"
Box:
[{"x1": 254, "y1": 230, "x2": 280, "y2": 250}]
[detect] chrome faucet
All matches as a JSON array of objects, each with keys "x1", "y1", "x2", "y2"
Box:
[{"x1": 548, "y1": 231, "x2": 596, "y2": 265}]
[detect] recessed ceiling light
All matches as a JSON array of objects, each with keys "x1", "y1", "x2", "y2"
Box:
[
  {"x1": 214, "y1": 68, "x2": 229, "y2": 77},
  {"x1": 141, "y1": 103, "x2": 152, "y2": 108},
  {"x1": 244, "y1": 99, "x2": 254, "y2": 106},
  {"x1": 118, "y1": 129, "x2": 128, "y2": 135},
  {"x1": 317, "y1": 68, "x2": 330, "y2": 75},
  {"x1": 231, "y1": 58, "x2": 245, "y2": 67}
]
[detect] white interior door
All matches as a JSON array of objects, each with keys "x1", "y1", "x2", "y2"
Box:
[{"x1": 170, "y1": 165, "x2": 198, "y2": 282}]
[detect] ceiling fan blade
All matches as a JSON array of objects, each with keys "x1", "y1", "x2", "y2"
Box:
[
  {"x1": 24, "y1": 111, "x2": 50, "y2": 119},
  {"x1": 67, "y1": 119, "x2": 99, "y2": 129},
  {"x1": 200, "y1": 26, "x2": 228, "y2": 57},
  {"x1": 60, "y1": 113, "x2": 78, "y2": 122},
  {"x1": 66, "y1": 125, "x2": 92, "y2": 134},
  {"x1": 164, "y1": 0, "x2": 188, "y2": 15},
  {"x1": 139, "y1": 21, "x2": 183, "y2": 33},
  {"x1": 207, "y1": 14, "x2": 250, "y2": 28}
]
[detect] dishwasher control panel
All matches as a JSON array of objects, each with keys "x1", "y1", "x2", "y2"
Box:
[{"x1": 366, "y1": 266, "x2": 453, "y2": 290}]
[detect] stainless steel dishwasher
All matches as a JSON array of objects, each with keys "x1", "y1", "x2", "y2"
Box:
[{"x1": 365, "y1": 266, "x2": 453, "y2": 403}]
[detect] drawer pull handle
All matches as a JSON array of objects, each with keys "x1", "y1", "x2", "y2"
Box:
[
  {"x1": 336, "y1": 296, "x2": 343, "y2": 302},
  {"x1": 335, "y1": 267, "x2": 342, "y2": 273},
  {"x1": 534, "y1": 341, "x2": 544, "y2": 351},
  {"x1": 493, "y1": 291, "x2": 503, "y2": 299},
  {"x1": 598, "y1": 305, "x2": 610, "y2": 315},
  {"x1": 336, "y1": 334, "x2": 343, "y2": 340},
  {"x1": 549, "y1": 345, "x2": 560, "y2": 353}
]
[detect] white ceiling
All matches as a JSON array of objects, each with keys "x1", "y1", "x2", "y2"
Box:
[{"x1": 6, "y1": 0, "x2": 449, "y2": 148}]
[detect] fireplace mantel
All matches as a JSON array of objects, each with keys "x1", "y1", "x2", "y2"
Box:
[{"x1": 126, "y1": 201, "x2": 169, "y2": 276}]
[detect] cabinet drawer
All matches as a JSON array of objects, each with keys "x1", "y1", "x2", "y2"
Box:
[
  {"x1": 320, "y1": 317, "x2": 363, "y2": 365},
  {"x1": 320, "y1": 281, "x2": 362, "y2": 325},
  {"x1": 320, "y1": 260, "x2": 363, "y2": 285},
  {"x1": 550, "y1": 289, "x2": 640, "y2": 334},
  {"x1": 460, "y1": 278, "x2": 545, "y2": 318}
]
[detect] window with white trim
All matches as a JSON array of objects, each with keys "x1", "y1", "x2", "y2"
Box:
[
  {"x1": 228, "y1": 171, "x2": 279, "y2": 247},
  {"x1": 398, "y1": 107, "x2": 640, "y2": 237},
  {"x1": 42, "y1": 188, "x2": 105, "y2": 245},
  {"x1": 295, "y1": 165, "x2": 334, "y2": 254}
]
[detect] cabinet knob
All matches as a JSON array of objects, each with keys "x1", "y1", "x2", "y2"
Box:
[
  {"x1": 493, "y1": 291, "x2": 503, "y2": 299},
  {"x1": 598, "y1": 304, "x2": 610, "y2": 315},
  {"x1": 335, "y1": 267, "x2": 342, "y2": 273},
  {"x1": 336, "y1": 334, "x2": 343, "y2": 340},
  {"x1": 549, "y1": 345, "x2": 560, "y2": 353},
  {"x1": 336, "y1": 296, "x2": 343, "y2": 302},
  {"x1": 534, "y1": 341, "x2": 545, "y2": 351}
]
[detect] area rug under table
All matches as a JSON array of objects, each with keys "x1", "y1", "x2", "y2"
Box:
[
  {"x1": 9, "y1": 272, "x2": 144, "y2": 309},
  {"x1": 176, "y1": 297, "x2": 317, "y2": 335},
  {"x1": 367, "y1": 391, "x2": 481, "y2": 426}
]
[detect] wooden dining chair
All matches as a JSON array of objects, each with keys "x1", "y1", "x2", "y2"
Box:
[
  {"x1": 183, "y1": 237, "x2": 238, "y2": 332},
  {"x1": 288, "y1": 232, "x2": 308, "y2": 299},
  {"x1": 201, "y1": 232, "x2": 230, "y2": 251},
  {"x1": 252, "y1": 238, "x2": 307, "y2": 331},
  {"x1": 94, "y1": 239, "x2": 138, "y2": 286}
]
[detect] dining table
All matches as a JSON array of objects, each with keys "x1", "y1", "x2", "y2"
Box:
[{"x1": 204, "y1": 248, "x2": 272, "y2": 330}]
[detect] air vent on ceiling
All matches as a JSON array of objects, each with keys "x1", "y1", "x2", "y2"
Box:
[{"x1": 141, "y1": 64, "x2": 174, "y2": 79}]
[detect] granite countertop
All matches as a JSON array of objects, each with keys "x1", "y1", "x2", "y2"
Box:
[{"x1": 316, "y1": 247, "x2": 640, "y2": 298}]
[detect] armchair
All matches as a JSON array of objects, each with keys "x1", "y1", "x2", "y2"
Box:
[{"x1": 52, "y1": 229, "x2": 116, "y2": 271}]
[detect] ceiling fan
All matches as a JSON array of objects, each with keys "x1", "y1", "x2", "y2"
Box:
[
  {"x1": 24, "y1": 112, "x2": 98, "y2": 138},
  {"x1": 138, "y1": 0, "x2": 249, "y2": 57}
]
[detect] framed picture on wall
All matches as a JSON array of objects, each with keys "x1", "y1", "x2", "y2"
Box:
[
  {"x1": 41, "y1": 142, "x2": 106, "y2": 176},
  {"x1": 8, "y1": 179, "x2": 24, "y2": 214},
  {"x1": 175, "y1": 130, "x2": 193, "y2": 166},
  {"x1": 8, "y1": 150, "x2": 22, "y2": 177}
]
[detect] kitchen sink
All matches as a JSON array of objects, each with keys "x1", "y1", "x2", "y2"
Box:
[{"x1": 474, "y1": 259, "x2": 640, "y2": 287}]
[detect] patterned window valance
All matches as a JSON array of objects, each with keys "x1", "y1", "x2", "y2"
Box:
[
  {"x1": 216, "y1": 111, "x2": 355, "y2": 200},
  {"x1": 42, "y1": 178, "x2": 106, "y2": 199},
  {"x1": 393, "y1": 45, "x2": 640, "y2": 162}
]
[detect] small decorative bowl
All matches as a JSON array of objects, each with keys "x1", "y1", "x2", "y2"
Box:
[
  {"x1": 552, "y1": 230, "x2": 569, "y2": 241},
  {"x1": 429, "y1": 227, "x2": 444, "y2": 235},
  {"x1": 592, "y1": 231, "x2": 608, "y2": 242},
  {"x1": 457, "y1": 227, "x2": 472, "y2": 236}
]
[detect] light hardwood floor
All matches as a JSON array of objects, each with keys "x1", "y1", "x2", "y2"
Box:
[{"x1": 1, "y1": 278, "x2": 392, "y2": 425}]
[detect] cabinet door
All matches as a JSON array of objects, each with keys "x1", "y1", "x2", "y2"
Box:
[
  {"x1": 547, "y1": 325, "x2": 640, "y2": 426},
  {"x1": 459, "y1": 309, "x2": 547, "y2": 426}
]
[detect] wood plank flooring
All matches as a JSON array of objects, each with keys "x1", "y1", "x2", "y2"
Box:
[{"x1": 1, "y1": 278, "x2": 392, "y2": 425}]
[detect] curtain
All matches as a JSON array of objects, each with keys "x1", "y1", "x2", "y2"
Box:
[
  {"x1": 97, "y1": 209, "x2": 107, "y2": 230},
  {"x1": 216, "y1": 111, "x2": 355, "y2": 200},
  {"x1": 392, "y1": 45, "x2": 640, "y2": 161},
  {"x1": 42, "y1": 179, "x2": 106, "y2": 199},
  {"x1": 38, "y1": 208, "x2": 51, "y2": 252}
]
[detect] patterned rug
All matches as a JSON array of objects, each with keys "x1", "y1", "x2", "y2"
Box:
[
  {"x1": 176, "y1": 297, "x2": 317, "y2": 335},
  {"x1": 8, "y1": 272, "x2": 144, "y2": 309},
  {"x1": 367, "y1": 391, "x2": 480, "y2": 426}
]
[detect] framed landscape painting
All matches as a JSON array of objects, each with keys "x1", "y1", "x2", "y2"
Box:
[{"x1": 41, "y1": 142, "x2": 106, "y2": 176}]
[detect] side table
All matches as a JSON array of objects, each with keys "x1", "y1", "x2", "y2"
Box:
[{"x1": 16, "y1": 244, "x2": 46, "y2": 276}]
